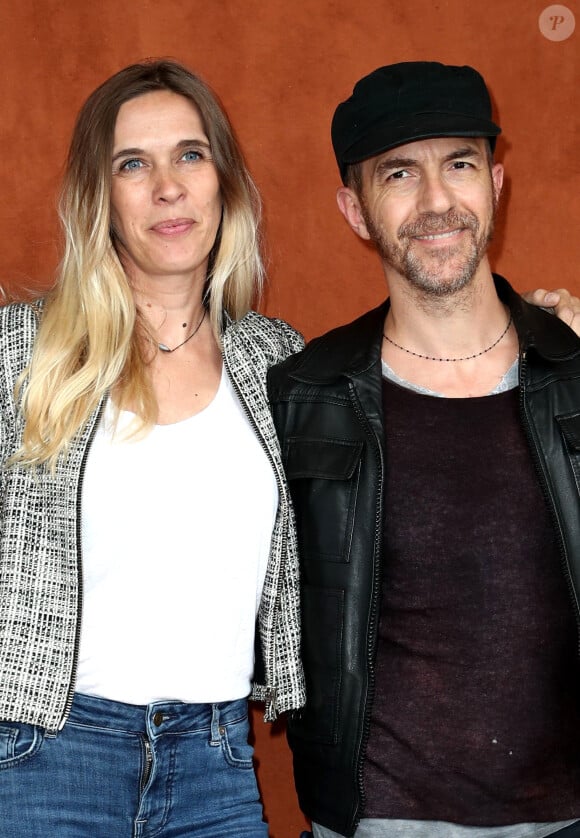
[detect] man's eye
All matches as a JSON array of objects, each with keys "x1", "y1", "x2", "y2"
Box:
[
  {"x1": 389, "y1": 169, "x2": 409, "y2": 180},
  {"x1": 452, "y1": 161, "x2": 472, "y2": 170}
]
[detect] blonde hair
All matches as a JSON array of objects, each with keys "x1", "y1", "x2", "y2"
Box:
[{"x1": 17, "y1": 60, "x2": 264, "y2": 468}]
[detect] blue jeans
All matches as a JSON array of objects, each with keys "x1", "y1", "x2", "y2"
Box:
[{"x1": 0, "y1": 692, "x2": 269, "y2": 837}]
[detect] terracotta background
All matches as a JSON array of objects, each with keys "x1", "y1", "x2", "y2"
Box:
[{"x1": 0, "y1": 0, "x2": 578, "y2": 835}]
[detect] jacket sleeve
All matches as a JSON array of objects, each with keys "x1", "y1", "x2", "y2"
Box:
[
  {"x1": 0, "y1": 303, "x2": 38, "y2": 457},
  {"x1": 0, "y1": 303, "x2": 39, "y2": 543}
]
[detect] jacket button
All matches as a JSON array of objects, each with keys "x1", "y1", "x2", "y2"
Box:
[{"x1": 153, "y1": 711, "x2": 163, "y2": 726}]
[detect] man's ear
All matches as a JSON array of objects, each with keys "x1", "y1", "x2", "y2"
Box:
[
  {"x1": 336, "y1": 187, "x2": 371, "y2": 241},
  {"x1": 491, "y1": 162, "x2": 504, "y2": 203}
]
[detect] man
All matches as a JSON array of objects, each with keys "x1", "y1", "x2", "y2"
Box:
[{"x1": 268, "y1": 62, "x2": 580, "y2": 838}]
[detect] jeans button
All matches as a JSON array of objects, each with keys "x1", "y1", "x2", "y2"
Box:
[{"x1": 153, "y1": 711, "x2": 163, "y2": 727}]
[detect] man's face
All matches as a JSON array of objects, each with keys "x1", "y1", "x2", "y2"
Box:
[{"x1": 340, "y1": 137, "x2": 503, "y2": 298}]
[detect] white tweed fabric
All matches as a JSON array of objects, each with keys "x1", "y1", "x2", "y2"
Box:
[{"x1": 0, "y1": 302, "x2": 305, "y2": 732}]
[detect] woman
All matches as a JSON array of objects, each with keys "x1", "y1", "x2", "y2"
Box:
[{"x1": 0, "y1": 59, "x2": 304, "y2": 837}]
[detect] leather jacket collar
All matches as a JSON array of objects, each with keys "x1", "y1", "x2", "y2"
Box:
[{"x1": 289, "y1": 275, "x2": 580, "y2": 385}]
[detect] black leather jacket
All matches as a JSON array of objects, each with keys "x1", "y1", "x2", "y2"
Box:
[{"x1": 267, "y1": 276, "x2": 580, "y2": 837}]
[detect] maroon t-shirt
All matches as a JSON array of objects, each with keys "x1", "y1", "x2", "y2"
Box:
[{"x1": 363, "y1": 379, "x2": 580, "y2": 824}]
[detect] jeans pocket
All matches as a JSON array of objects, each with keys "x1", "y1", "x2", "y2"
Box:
[
  {"x1": 219, "y1": 716, "x2": 254, "y2": 770},
  {"x1": 0, "y1": 722, "x2": 44, "y2": 768}
]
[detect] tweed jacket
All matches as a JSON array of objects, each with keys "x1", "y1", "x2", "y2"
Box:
[{"x1": 0, "y1": 302, "x2": 305, "y2": 734}]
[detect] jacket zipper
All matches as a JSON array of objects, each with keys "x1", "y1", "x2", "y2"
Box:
[
  {"x1": 518, "y1": 350, "x2": 580, "y2": 638},
  {"x1": 222, "y1": 353, "x2": 285, "y2": 715},
  {"x1": 58, "y1": 397, "x2": 108, "y2": 731},
  {"x1": 348, "y1": 381, "x2": 385, "y2": 833}
]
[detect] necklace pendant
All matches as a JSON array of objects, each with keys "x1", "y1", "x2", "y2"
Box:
[{"x1": 156, "y1": 308, "x2": 206, "y2": 354}]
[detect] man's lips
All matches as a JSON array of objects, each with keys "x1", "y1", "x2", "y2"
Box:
[
  {"x1": 150, "y1": 218, "x2": 194, "y2": 235},
  {"x1": 413, "y1": 228, "x2": 464, "y2": 241}
]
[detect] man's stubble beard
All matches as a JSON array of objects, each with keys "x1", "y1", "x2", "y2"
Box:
[{"x1": 361, "y1": 196, "x2": 497, "y2": 299}]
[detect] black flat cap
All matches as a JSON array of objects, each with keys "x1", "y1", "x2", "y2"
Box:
[{"x1": 332, "y1": 61, "x2": 501, "y2": 183}]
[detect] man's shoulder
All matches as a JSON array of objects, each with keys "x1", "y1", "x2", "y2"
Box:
[
  {"x1": 496, "y1": 275, "x2": 580, "y2": 362},
  {"x1": 268, "y1": 300, "x2": 388, "y2": 392}
]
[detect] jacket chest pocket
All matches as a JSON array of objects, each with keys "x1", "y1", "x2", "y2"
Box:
[{"x1": 284, "y1": 437, "x2": 363, "y2": 563}]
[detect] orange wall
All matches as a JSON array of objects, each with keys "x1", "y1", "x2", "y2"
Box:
[{"x1": 0, "y1": 1, "x2": 578, "y2": 835}]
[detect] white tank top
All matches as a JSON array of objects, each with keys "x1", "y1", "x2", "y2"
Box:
[{"x1": 77, "y1": 369, "x2": 278, "y2": 705}]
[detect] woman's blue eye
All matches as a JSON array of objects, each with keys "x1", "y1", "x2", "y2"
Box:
[
  {"x1": 182, "y1": 150, "x2": 202, "y2": 162},
  {"x1": 121, "y1": 159, "x2": 142, "y2": 171}
]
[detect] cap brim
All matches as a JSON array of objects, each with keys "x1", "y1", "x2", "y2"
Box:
[{"x1": 341, "y1": 111, "x2": 501, "y2": 167}]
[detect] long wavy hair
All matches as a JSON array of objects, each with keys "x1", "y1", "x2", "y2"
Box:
[{"x1": 17, "y1": 59, "x2": 264, "y2": 468}]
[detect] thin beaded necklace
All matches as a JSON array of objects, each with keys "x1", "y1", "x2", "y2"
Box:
[{"x1": 382, "y1": 313, "x2": 512, "y2": 362}]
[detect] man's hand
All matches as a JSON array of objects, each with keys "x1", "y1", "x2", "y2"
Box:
[{"x1": 523, "y1": 288, "x2": 580, "y2": 337}]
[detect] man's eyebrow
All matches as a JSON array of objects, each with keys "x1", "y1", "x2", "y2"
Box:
[
  {"x1": 374, "y1": 155, "x2": 418, "y2": 176},
  {"x1": 112, "y1": 138, "x2": 211, "y2": 164},
  {"x1": 444, "y1": 146, "x2": 481, "y2": 162},
  {"x1": 373, "y1": 145, "x2": 483, "y2": 178}
]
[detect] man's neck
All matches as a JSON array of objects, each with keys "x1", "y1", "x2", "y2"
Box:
[{"x1": 382, "y1": 268, "x2": 519, "y2": 398}]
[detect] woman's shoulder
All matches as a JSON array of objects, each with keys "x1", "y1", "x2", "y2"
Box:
[
  {"x1": 0, "y1": 300, "x2": 41, "y2": 395},
  {"x1": 0, "y1": 299, "x2": 42, "y2": 345},
  {"x1": 226, "y1": 310, "x2": 304, "y2": 361}
]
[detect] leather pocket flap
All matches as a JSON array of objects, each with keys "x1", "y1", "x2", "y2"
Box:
[
  {"x1": 285, "y1": 438, "x2": 363, "y2": 480},
  {"x1": 556, "y1": 413, "x2": 580, "y2": 451}
]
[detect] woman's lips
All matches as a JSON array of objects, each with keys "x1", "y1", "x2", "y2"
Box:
[{"x1": 151, "y1": 218, "x2": 194, "y2": 235}]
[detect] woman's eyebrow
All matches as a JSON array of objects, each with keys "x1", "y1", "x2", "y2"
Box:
[{"x1": 112, "y1": 138, "x2": 212, "y2": 164}]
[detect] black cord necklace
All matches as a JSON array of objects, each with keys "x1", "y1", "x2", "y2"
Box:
[
  {"x1": 158, "y1": 308, "x2": 206, "y2": 353},
  {"x1": 382, "y1": 313, "x2": 513, "y2": 362}
]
